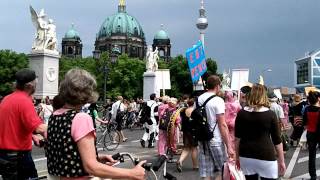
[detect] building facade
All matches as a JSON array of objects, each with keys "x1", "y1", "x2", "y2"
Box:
[
  {"x1": 152, "y1": 25, "x2": 171, "y2": 61},
  {"x1": 61, "y1": 24, "x2": 82, "y2": 58},
  {"x1": 294, "y1": 50, "x2": 320, "y2": 92},
  {"x1": 94, "y1": 1, "x2": 146, "y2": 59}
]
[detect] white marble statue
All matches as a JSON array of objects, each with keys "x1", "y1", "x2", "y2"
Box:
[
  {"x1": 146, "y1": 46, "x2": 159, "y2": 72},
  {"x1": 222, "y1": 70, "x2": 231, "y2": 90},
  {"x1": 30, "y1": 6, "x2": 58, "y2": 52}
]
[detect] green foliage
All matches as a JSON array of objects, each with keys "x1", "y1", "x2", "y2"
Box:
[
  {"x1": 59, "y1": 53, "x2": 219, "y2": 100},
  {"x1": 59, "y1": 56, "x2": 97, "y2": 81},
  {"x1": 0, "y1": 49, "x2": 220, "y2": 99},
  {"x1": 163, "y1": 55, "x2": 218, "y2": 98},
  {"x1": 107, "y1": 54, "x2": 145, "y2": 99},
  {"x1": 0, "y1": 50, "x2": 28, "y2": 96}
]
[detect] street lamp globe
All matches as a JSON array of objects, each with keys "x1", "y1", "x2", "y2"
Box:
[{"x1": 93, "y1": 50, "x2": 101, "y2": 60}]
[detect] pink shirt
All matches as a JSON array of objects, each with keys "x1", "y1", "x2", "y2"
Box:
[{"x1": 53, "y1": 109, "x2": 95, "y2": 142}]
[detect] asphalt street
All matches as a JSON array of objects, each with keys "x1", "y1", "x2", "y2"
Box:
[{"x1": 30, "y1": 128, "x2": 320, "y2": 180}]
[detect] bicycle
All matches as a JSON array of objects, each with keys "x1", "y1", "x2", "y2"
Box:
[
  {"x1": 96, "y1": 120, "x2": 121, "y2": 151},
  {"x1": 111, "y1": 152, "x2": 177, "y2": 180}
]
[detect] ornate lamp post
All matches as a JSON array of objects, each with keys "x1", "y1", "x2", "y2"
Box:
[
  {"x1": 93, "y1": 47, "x2": 120, "y2": 103},
  {"x1": 93, "y1": 50, "x2": 108, "y2": 103}
]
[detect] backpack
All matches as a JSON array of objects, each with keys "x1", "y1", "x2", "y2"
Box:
[
  {"x1": 159, "y1": 108, "x2": 174, "y2": 131},
  {"x1": 116, "y1": 103, "x2": 125, "y2": 123},
  {"x1": 191, "y1": 95, "x2": 216, "y2": 141},
  {"x1": 139, "y1": 102, "x2": 154, "y2": 125}
]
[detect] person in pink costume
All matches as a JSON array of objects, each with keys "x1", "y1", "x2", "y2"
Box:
[
  {"x1": 224, "y1": 91, "x2": 241, "y2": 152},
  {"x1": 281, "y1": 99, "x2": 289, "y2": 128},
  {"x1": 157, "y1": 97, "x2": 180, "y2": 155}
]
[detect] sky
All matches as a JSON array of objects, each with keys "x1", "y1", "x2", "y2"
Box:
[{"x1": 1, "y1": 0, "x2": 320, "y2": 87}]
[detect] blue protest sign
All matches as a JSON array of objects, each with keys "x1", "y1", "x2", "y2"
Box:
[{"x1": 186, "y1": 41, "x2": 207, "y2": 83}]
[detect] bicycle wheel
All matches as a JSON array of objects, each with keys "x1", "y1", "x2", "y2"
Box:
[{"x1": 103, "y1": 130, "x2": 120, "y2": 151}]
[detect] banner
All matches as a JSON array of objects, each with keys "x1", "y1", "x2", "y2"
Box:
[{"x1": 186, "y1": 41, "x2": 207, "y2": 83}]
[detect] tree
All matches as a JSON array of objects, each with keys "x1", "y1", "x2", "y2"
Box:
[
  {"x1": 164, "y1": 55, "x2": 218, "y2": 98},
  {"x1": 58, "y1": 53, "x2": 219, "y2": 100},
  {"x1": 107, "y1": 54, "x2": 145, "y2": 99},
  {"x1": 0, "y1": 50, "x2": 28, "y2": 96}
]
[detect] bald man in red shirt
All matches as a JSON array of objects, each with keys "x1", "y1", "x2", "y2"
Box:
[{"x1": 0, "y1": 69, "x2": 47, "y2": 180}]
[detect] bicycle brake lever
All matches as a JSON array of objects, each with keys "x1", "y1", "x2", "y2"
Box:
[{"x1": 112, "y1": 153, "x2": 120, "y2": 160}]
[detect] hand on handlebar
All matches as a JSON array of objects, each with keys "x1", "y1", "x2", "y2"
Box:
[
  {"x1": 130, "y1": 160, "x2": 146, "y2": 180},
  {"x1": 98, "y1": 154, "x2": 117, "y2": 166}
]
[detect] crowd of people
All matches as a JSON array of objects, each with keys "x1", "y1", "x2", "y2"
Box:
[{"x1": 0, "y1": 68, "x2": 320, "y2": 180}]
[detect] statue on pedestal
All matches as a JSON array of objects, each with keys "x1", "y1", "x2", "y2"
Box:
[
  {"x1": 146, "y1": 46, "x2": 159, "y2": 72},
  {"x1": 222, "y1": 70, "x2": 231, "y2": 90},
  {"x1": 30, "y1": 6, "x2": 58, "y2": 53}
]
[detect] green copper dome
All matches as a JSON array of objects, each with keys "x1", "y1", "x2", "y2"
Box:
[
  {"x1": 154, "y1": 29, "x2": 169, "y2": 40},
  {"x1": 65, "y1": 24, "x2": 80, "y2": 39},
  {"x1": 97, "y1": 11, "x2": 145, "y2": 39}
]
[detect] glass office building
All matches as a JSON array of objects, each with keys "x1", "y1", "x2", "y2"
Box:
[{"x1": 294, "y1": 50, "x2": 320, "y2": 92}]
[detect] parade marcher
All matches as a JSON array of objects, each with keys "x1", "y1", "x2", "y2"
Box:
[
  {"x1": 268, "y1": 92, "x2": 289, "y2": 152},
  {"x1": 46, "y1": 68, "x2": 145, "y2": 180},
  {"x1": 224, "y1": 90, "x2": 241, "y2": 153},
  {"x1": 289, "y1": 94, "x2": 307, "y2": 146},
  {"x1": 111, "y1": 96, "x2": 128, "y2": 142},
  {"x1": 281, "y1": 99, "x2": 290, "y2": 129},
  {"x1": 157, "y1": 97, "x2": 180, "y2": 155},
  {"x1": 268, "y1": 92, "x2": 285, "y2": 123},
  {"x1": 0, "y1": 68, "x2": 47, "y2": 179},
  {"x1": 41, "y1": 96, "x2": 53, "y2": 124},
  {"x1": 303, "y1": 91, "x2": 320, "y2": 180},
  {"x1": 176, "y1": 98, "x2": 198, "y2": 172},
  {"x1": 140, "y1": 93, "x2": 158, "y2": 148},
  {"x1": 235, "y1": 84, "x2": 286, "y2": 180},
  {"x1": 88, "y1": 103, "x2": 108, "y2": 128},
  {"x1": 196, "y1": 75, "x2": 234, "y2": 180},
  {"x1": 52, "y1": 94, "x2": 65, "y2": 112}
]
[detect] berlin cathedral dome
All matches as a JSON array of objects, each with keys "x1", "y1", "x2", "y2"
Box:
[{"x1": 94, "y1": 0, "x2": 146, "y2": 59}]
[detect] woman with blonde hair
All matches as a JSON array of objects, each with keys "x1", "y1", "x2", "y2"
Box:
[
  {"x1": 235, "y1": 84, "x2": 286, "y2": 180},
  {"x1": 46, "y1": 68, "x2": 145, "y2": 180}
]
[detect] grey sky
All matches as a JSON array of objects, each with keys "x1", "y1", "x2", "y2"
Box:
[{"x1": 0, "y1": 0, "x2": 319, "y2": 87}]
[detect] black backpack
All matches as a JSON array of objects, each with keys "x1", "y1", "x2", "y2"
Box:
[
  {"x1": 139, "y1": 102, "x2": 153, "y2": 125},
  {"x1": 191, "y1": 95, "x2": 217, "y2": 141},
  {"x1": 116, "y1": 103, "x2": 125, "y2": 123},
  {"x1": 159, "y1": 108, "x2": 174, "y2": 131}
]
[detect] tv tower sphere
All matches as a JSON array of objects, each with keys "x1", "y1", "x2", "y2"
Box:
[{"x1": 196, "y1": 0, "x2": 208, "y2": 30}]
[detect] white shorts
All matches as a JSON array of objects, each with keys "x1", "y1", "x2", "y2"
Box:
[{"x1": 239, "y1": 157, "x2": 278, "y2": 179}]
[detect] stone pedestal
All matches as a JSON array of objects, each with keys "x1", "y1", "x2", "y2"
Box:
[
  {"x1": 28, "y1": 50, "x2": 60, "y2": 99},
  {"x1": 143, "y1": 71, "x2": 157, "y2": 101}
]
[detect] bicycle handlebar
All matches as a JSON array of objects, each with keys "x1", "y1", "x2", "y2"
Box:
[{"x1": 111, "y1": 152, "x2": 166, "y2": 172}]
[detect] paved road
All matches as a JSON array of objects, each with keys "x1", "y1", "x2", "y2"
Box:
[{"x1": 31, "y1": 128, "x2": 320, "y2": 179}]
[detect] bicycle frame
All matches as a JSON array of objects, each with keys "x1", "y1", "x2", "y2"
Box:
[{"x1": 111, "y1": 152, "x2": 176, "y2": 180}]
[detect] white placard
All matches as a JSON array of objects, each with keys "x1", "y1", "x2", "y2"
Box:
[
  {"x1": 155, "y1": 69, "x2": 171, "y2": 90},
  {"x1": 231, "y1": 69, "x2": 250, "y2": 91}
]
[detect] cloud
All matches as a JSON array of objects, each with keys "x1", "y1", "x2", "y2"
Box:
[{"x1": 1, "y1": 0, "x2": 320, "y2": 87}]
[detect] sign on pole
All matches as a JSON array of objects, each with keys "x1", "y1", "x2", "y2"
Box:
[
  {"x1": 155, "y1": 69, "x2": 171, "y2": 96},
  {"x1": 231, "y1": 69, "x2": 250, "y2": 91},
  {"x1": 186, "y1": 41, "x2": 207, "y2": 83}
]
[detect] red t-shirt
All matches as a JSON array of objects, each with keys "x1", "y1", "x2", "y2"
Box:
[{"x1": 0, "y1": 90, "x2": 42, "y2": 150}]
